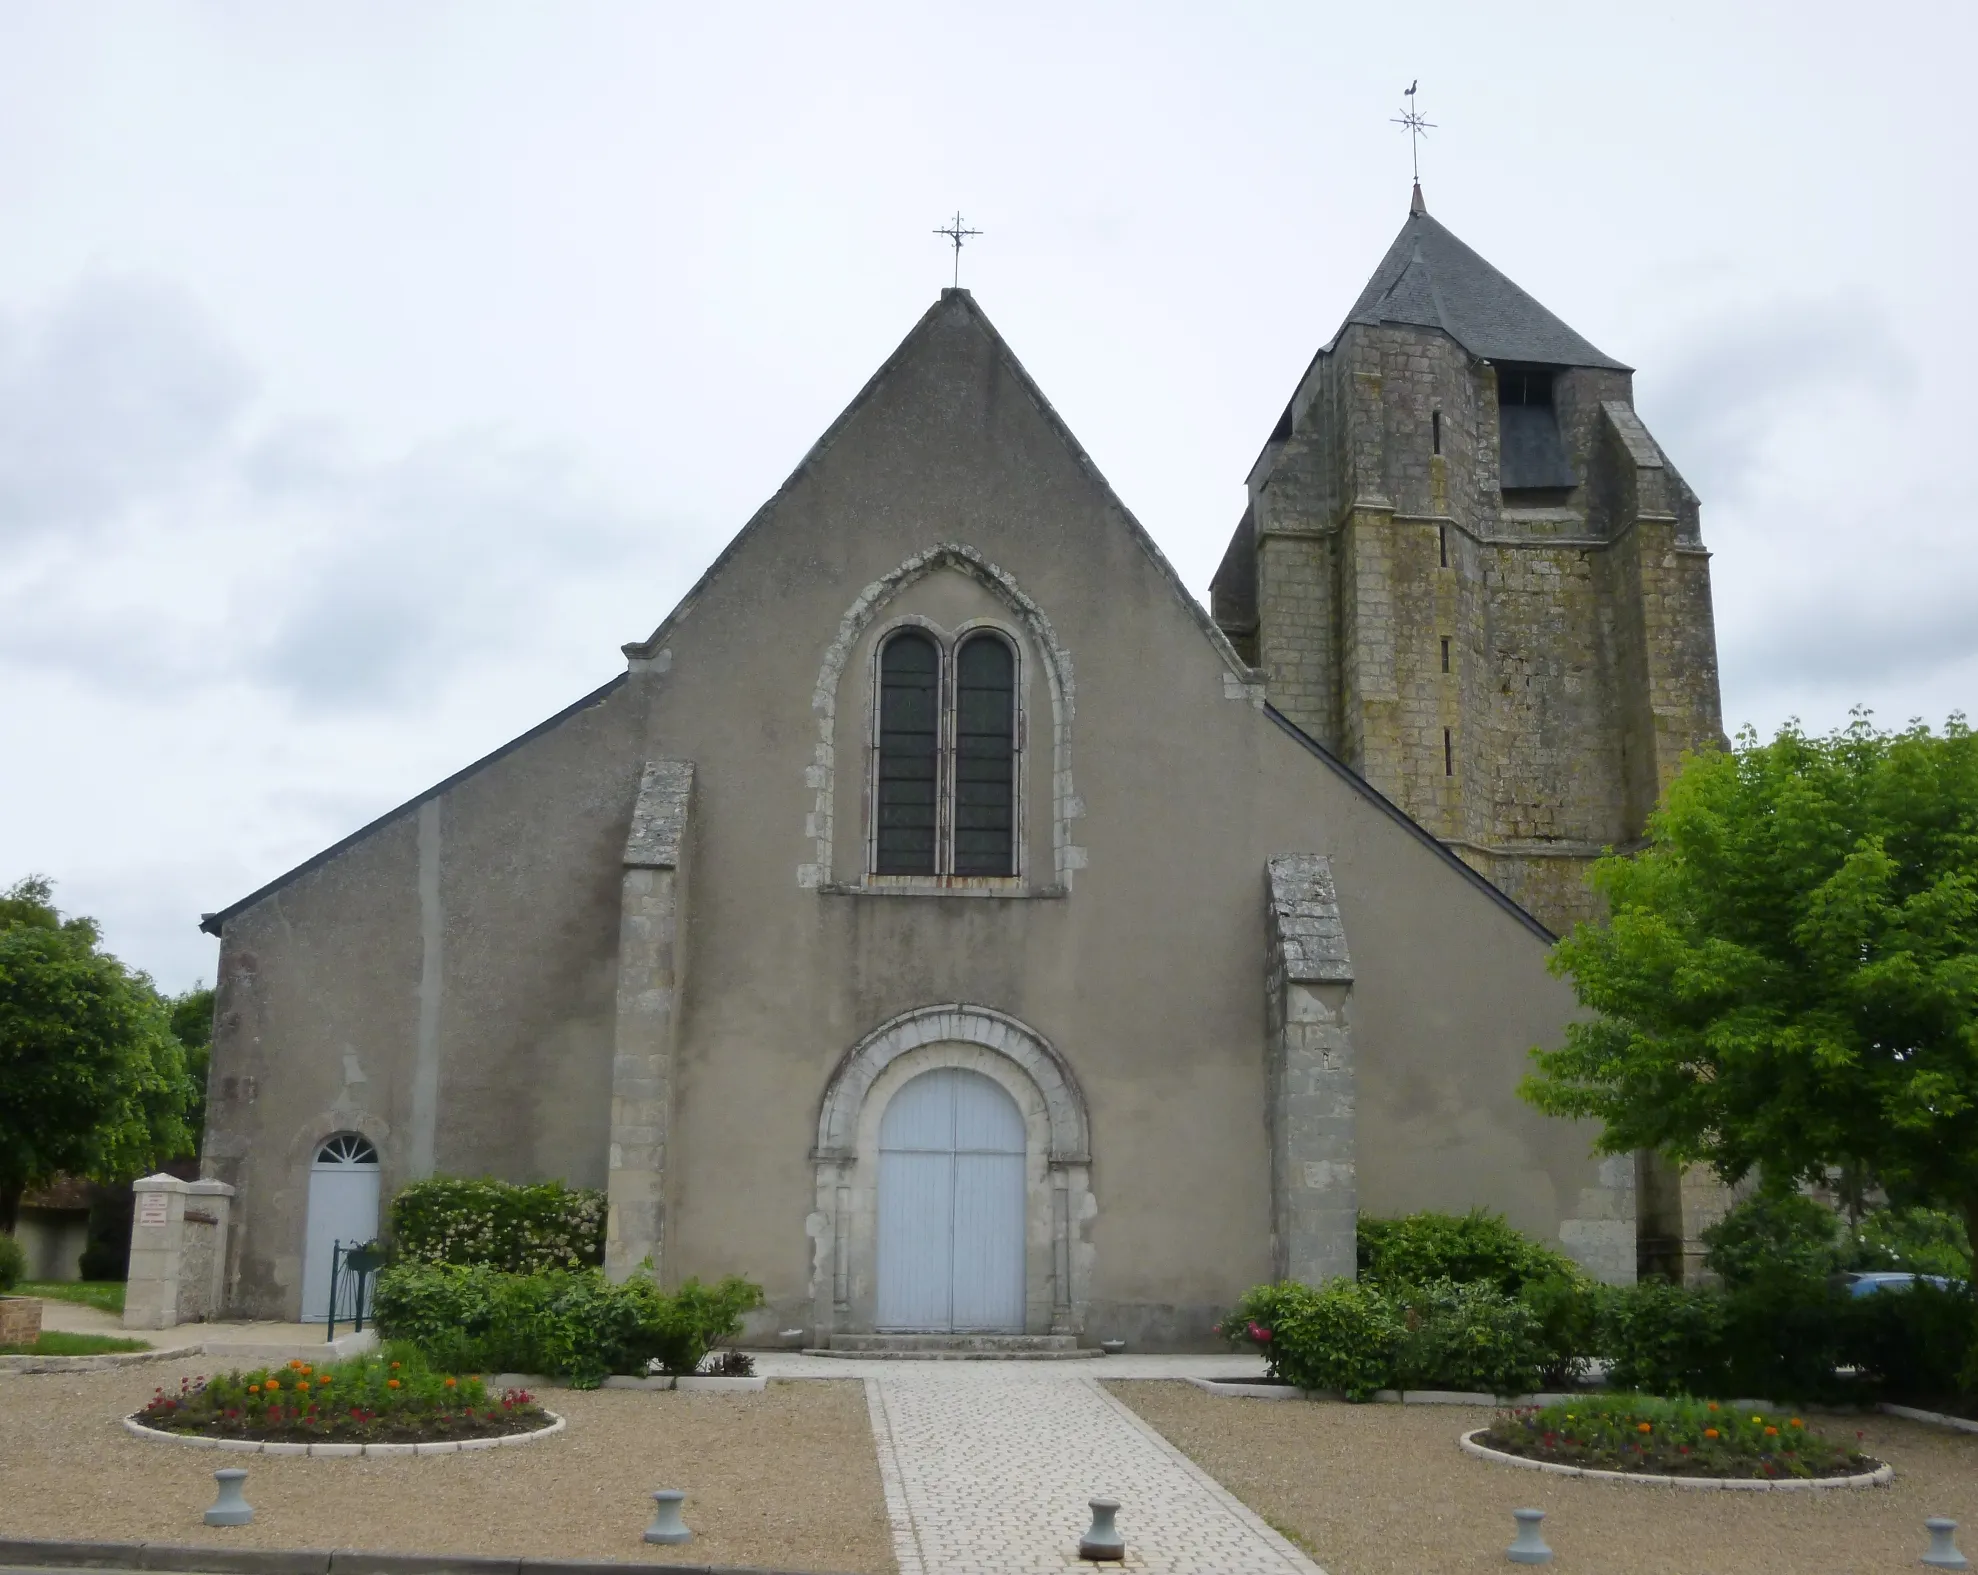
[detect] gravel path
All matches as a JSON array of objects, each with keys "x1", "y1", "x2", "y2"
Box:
[
  {"x1": 1110, "y1": 1382, "x2": 1978, "y2": 1574},
  {"x1": 0, "y1": 1357, "x2": 892, "y2": 1573}
]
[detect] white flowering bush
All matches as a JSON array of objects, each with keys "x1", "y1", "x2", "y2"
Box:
[{"x1": 389, "y1": 1177, "x2": 606, "y2": 1273}]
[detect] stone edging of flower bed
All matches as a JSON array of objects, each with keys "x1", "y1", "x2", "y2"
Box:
[
  {"x1": 1457, "y1": 1428, "x2": 1893, "y2": 1490},
  {"x1": 1878, "y1": 1402, "x2": 1978, "y2": 1436},
  {"x1": 121, "y1": 1410, "x2": 565, "y2": 1457}
]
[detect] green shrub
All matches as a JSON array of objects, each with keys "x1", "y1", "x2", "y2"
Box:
[
  {"x1": 0, "y1": 1232, "x2": 24, "y2": 1293},
  {"x1": 1594, "y1": 1280, "x2": 1729, "y2": 1395},
  {"x1": 1391, "y1": 1278, "x2": 1555, "y2": 1397},
  {"x1": 1844, "y1": 1207, "x2": 1973, "y2": 1281},
  {"x1": 1358, "y1": 1210, "x2": 1584, "y2": 1296},
  {"x1": 1519, "y1": 1272, "x2": 1599, "y2": 1388},
  {"x1": 1701, "y1": 1192, "x2": 1840, "y2": 1289},
  {"x1": 388, "y1": 1177, "x2": 605, "y2": 1274},
  {"x1": 1221, "y1": 1280, "x2": 1400, "y2": 1400},
  {"x1": 1844, "y1": 1279, "x2": 1977, "y2": 1399},
  {"x1": 372, "y1": 1262, "x2": 763, "y2": 1387}
]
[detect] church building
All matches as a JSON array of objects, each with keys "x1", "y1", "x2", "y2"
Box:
[{"x1": 195, "y1": 188, "x2": 1721, "y2": 1347}]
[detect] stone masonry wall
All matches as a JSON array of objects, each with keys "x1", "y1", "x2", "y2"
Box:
[{"x1": 1237, "y1": 320, "x2": 1724, "y2": 939}]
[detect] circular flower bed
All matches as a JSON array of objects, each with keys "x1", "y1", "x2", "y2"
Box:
[
  {"x1": 1474, "y1": 1396, "x2": 1887, "y2": 1483},
  {"x1": 133, "y1": 1352, "x2": 551, "y2": 1445}
]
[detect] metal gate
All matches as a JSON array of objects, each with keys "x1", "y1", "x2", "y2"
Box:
[{"x1": 877, "y1": 1068, "x2": 1025, "y2": 1332}]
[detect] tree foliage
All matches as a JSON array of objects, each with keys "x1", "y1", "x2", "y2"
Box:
[
  {"x1": 0, "y1": 876, "x2": 196, "y2": 1229},
  {"x1": 1521, "y1": 716, "x2": 1978, "y2": 1258}
]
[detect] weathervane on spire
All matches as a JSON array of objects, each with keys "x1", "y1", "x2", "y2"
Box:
[
  {"x1": 1391, "y1": 81, "x2": 1435, "y2": 190},
  {"x1": 933, "y1": 211, "x2": 983, "y2": 288}
]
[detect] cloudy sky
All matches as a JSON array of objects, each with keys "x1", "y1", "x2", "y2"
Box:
[{"x1": 2, "y1": 0, "x2": 1973, "y2": 991}]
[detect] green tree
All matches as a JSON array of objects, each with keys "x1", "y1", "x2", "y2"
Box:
[
  {"x1": 168, "y1": 984, "x2": 216, "y2": 1156},
  {"x1": 1521, "y1": 716, "x2": 1978, "y2": 1267},
  {"x1": 0, "y1": 876, "x2": 195, "y2": 1230}
]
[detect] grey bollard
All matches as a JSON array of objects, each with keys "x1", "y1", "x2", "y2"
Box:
[
  {"x1": 1507, "y1": 1508, "x2": 1552, "y2": 1565},
  {"x1": 1079, "y1": 1497, "x2": 1124, "y2": 1562},
  {"x1": 1924, "y1": 1518, "x2": 1970, "y2": 1571},
  {"x1": 644, "y1": 1490, "x2": 692, "y2": 1546},
  {"x1": 204, "y1": 1469, "x2": 253, "y2": 1528}
]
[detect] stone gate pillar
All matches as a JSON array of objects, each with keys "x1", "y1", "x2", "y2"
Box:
[
  {"x1": 604, "y1": 761, "x2": 694, "y2": 1283},
  {"x1": 1265, "y1": 855, "x2": 1358, "y2": 1285},
  {"x1": 124, "y1": 1175, "x2": 234, "y2": 1329}
]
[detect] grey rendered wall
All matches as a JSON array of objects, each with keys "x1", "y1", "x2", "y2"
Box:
[
  {"x1": 203, "y1": 684, "x2": 649, "y2": 1317},
  {"x1": 625, "y1": 291, "x2": 1621, "y2": 1347}
]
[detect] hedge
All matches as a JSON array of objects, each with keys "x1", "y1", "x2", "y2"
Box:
[
  {"x1": 372, "y1": 1263, "x2": 763, "y2": 1387},
  {"x1": 1224, "y1": 1208, "x2": 1977, "y2": 1404},
  {"x1": 388, "y1": 1177, "x2": 605, "y2": 1274}
]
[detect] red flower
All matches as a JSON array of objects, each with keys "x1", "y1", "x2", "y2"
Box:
[{"x1": 1247, "y1": 1322, "x2": 1272, "y2": 1343}]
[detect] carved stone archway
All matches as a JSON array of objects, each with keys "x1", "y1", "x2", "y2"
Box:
[{"x1": 807, "y1": 1004, "x2": 1093, "y2": 1339}]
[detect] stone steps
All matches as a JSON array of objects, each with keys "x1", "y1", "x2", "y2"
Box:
[{"x1": 806, "y1": 1333, "x2": 1103, "y2": 1360}]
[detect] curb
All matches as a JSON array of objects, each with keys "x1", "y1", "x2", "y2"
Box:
[
  {"x1": 0, "y1": 1347, "x2": 183, "y2": 1375},
  {"x1": 0, "y1": 1538, "x2": 857, "y2": 1575},
  {"x1": 4, "y1": 1332, "x2": 378, "y2": 1376},
  {"x1": 120, "y1": 1411, "x2": 565, "y2": 1457},
  {"x1": 1185, "y1": 1378, "x2": 1574, "y2": 1405},
  {"x1": 1457, "y1": 1428, "x2": 1894, "y2": 1490},
  {"x1": 1878, "y1": 1401, "x2": 1978, "y2": 1436}
]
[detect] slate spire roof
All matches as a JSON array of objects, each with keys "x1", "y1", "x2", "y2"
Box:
[{"x1": 1341, "y1": 189, "x2": 1629, "y2": 370}]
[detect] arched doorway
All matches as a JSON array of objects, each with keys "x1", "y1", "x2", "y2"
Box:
[
  {"x1": 877, "y1": 1067, "x2": 1025, "y2": 1331},
  {"x1": 300, "y1": 1133, "x2": 380, "y2": 1323}
]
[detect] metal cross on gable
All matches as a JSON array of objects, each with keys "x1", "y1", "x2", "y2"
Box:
[
  {"x1": 933, "y1": 210, "x2": 983, "y2": 288},
  {"x1": 1391, "y1": 80, "x2": 1435, "y2": 185}
]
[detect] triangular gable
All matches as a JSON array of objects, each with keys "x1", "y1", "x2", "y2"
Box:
[
  {"x1": 202, "y1": 289, "x2": 1555, "y2": 944},
  {"x1": 622, "y1": 289, "x2": 1255, "y2": 684}
]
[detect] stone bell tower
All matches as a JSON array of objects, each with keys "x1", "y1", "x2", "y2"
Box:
[
  {"x1": 1212, "y1": 183, "x2": 1725, "y2": 935},
  {"x1": 1211, "y1": 185, "x2": 1731, "y2": 1276}
]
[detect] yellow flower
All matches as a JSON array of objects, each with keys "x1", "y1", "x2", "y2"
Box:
[{"x1": 1751, "y1": 1415, "x2": 1763, "y2": 1424}]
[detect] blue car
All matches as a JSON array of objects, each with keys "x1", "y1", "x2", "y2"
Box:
[{"x1": 1843, "y1": 1271, "x2": 1964, "y2": 1297}]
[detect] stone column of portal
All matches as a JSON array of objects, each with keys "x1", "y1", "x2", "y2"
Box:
[
  {"x1": 1265, "y1": 855, "x2": 1358, "y2": 1285},
  {"x1": 604, "y1": 761, "x2": 695, "y2": 1284}
]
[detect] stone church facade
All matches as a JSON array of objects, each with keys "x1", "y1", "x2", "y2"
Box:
[{"x1": 196, "y1": 193, "x2": 1721, "y2": 1344}]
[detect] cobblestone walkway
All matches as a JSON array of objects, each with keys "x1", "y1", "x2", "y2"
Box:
[{"x1": 859, "y1": 1366, "x2": 1323, "y2": 1575}]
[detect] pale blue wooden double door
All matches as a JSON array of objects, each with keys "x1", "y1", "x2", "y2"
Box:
[{"x1": 876, "y1": 1067, "x2": 1027, "y2": 1331}]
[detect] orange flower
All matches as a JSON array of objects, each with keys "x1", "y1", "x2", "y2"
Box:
[
  {"x1": 1636, "y1": 1422, "x2": 1651, "y2": 1434},
  {"x1": 247, "y1": 1384, "x2": 260, "y2": 1395},
  {"x1": 318, "y1": 1374, "x2": 332, "y2": 1385},
  {"x1": 265, "y1": 1379, "x2": 280, "y2": 1392},
  {"x1": 444, "y1": 1377, "x2": 457, "y2": 1388},
  {"x1": 1789, "y1": 1418, "x2": 1802, "y2": 1429},
  {"x1": 1765, "y1": 1425, "x2": 1779, "y2": 1437},
  {"x1": 390, "y1": 1361, "x2": 401, "y2": 1371},
  {"x1": 1704, "y1": 1428, "x2": 1719, "y2": 1440},
  {"x1": 1707, "y1": 1402, "x2": 1719, "y2": 1412},
  {"x1": 388, "y1": 1378, "x2": 401, "y2": 1390}
]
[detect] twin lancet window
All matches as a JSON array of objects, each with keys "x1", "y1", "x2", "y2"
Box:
[{"x1": 873, "y1": 630, "x2": 1018, "y2": 878}]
